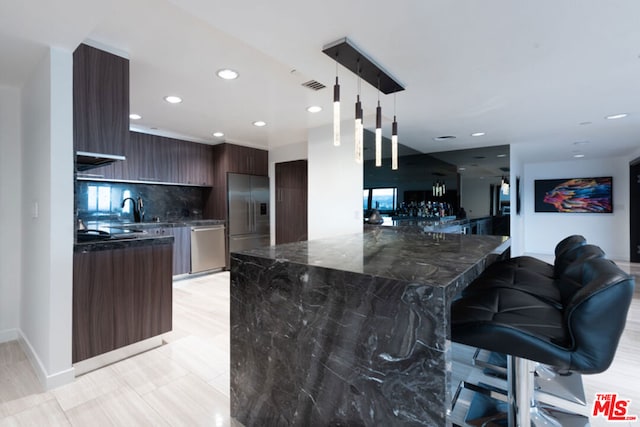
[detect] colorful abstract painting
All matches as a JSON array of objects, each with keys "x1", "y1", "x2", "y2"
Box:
[{"x1": 534, "y1": 177, "x2": 613, "y2": 213}]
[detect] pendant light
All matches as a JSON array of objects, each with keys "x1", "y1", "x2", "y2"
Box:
[
  {"x1": 354, "y1": 62, "x2": 364, "y2": 164},
  {"x1": 322, "y1": 38, "x2": 405, "y2": 167},
  {"x1": 391, "y1": 93, "x2": 398, "y2": 170},
  {"x1": 333, "y1": 59, "x2": 340, "y2": 147},
  {"x1": 375, "y1": 78, "x2": 382, "y2": 167}
]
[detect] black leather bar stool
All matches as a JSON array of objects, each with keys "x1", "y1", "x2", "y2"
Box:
[{"x1": 452, "y1": 257, "x2": 634, "y2": 426}]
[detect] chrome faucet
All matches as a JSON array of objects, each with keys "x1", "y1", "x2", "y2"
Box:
[{"x1": 122, "y1": 196, "x2": 144, "y2": 223}]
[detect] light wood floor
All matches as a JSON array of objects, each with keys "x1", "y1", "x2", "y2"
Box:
[
  {"x1": 0, "y1": 272, "x2": 239, "y2": 427},
  {"x1": 0, "y1": 263, "x2": 639, "y2": 426}
]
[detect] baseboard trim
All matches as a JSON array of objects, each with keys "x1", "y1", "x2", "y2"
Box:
[
  {"x1": 0, "y1": 328, "x2": 18, "y2": 344},
  {"x1": 73, "y1": 335, "x2": 164, "y2": 376},
  {"x1": 17, "y1": 330, "x2": 75, "y2": 390}
]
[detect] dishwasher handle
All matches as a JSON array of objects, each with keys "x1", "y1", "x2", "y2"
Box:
[{"x1": 191, "y1": 226, "x2": 225, "y2": 232}]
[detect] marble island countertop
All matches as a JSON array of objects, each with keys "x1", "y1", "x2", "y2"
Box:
[
  {"x1": 230, "y1": 227, "x2": 511, "y2": 426},
  {"x1": 234, "y1": 227, "x2": 509, "y2": 288}
]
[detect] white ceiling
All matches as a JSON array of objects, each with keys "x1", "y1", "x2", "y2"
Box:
[{"x1": 2, "y1": 0, "x2": 640, "y2": 165}]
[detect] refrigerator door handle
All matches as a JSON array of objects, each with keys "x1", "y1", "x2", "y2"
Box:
[
  {"x1": 249, "y1": 200, "x2": 253, "y2": 232},
  {"x1": 247, "y1": 200, "x2": 251, "y2": 231}
]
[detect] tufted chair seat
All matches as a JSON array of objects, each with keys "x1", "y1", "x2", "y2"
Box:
[
  {"x1": 452, "y1": 256, "x2": 634, "y2": 425},
  {"x1": 461, "y1": 244, "x2": 605, "y2": 310}
]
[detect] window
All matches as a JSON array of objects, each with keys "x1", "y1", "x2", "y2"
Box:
[
  {"x1": 87, "y1": 185, "x2": 114, "y2": 212},
  {"x1": 364, "y1": 187, "x2": 397, "y2": 213}
]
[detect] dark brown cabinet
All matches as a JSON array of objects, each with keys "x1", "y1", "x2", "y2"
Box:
[
  {"x1": 178, "y1": 139, "x2": 214, "y2": 186},
  {"x1": 73, "y1": 43, "x2": 129, "y2": 156},
  {"x1": 275, "y1": 160, "x2": 308, "y2": 244},
  {"x1": 146, "y1": 226, "x2": 191, "y2": 275},
  {"x1": 225, "y1": 144, "x2": 269, "y2": 176},
  {"x1": 117, "y1": 132, "x2": 212, "y2": 186},
  {"x1": 72, "y1": 242, "x2": 172, "y2": 363}
]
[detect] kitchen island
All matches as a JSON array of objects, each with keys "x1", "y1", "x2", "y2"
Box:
[{"x1": 230, "y1": 227, "x2": 510, "y2": 426}]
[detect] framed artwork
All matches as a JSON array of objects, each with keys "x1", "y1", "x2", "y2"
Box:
[{"x1": 534, "y1": 177, "x2": 613, "y2": 213}]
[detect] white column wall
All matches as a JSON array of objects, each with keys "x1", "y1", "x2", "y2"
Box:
[
  {"x1": 0, "y1": 86, "x2": 22, "y2": 343},
  {"x1": 20, "y1": 47, "x2": 74, "y2": 389},
  {"x1": 308, "y1": 122, "x2": 363, "y2": 240},
  {"x1": 509, "y1": 144, "x2": 525, "y2": 257}
]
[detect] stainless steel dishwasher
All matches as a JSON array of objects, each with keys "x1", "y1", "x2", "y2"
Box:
[{"x1": 190, "y1": 224, "x2": 226, "y2": 273}]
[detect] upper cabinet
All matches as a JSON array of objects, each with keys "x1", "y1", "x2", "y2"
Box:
[
  {"x1": 125, "y1": 132, "x2": 213, "y2": 186},
  {"x1": 73, "y1": 44, "x2": 129, "y2": 156},
  {"x1": 223, "y1": 143, "x2": 269, "y2": 176}
]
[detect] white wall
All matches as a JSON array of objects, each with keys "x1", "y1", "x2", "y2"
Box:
[
  {"x1": 509, "y1": 145, "x2": 526, "y2": 257},
  {"x1": 308, "y1": 122, "x2": 363, "y2": 240},
  {"x1": 268, "y1": 141, "x2": 307, "y2": 245},
  {"x1": 0, "y1": 86, "x2": 22, "y2": 343},
  {"x1": 523, "y1": 156, "x2": 629, "y2": 260},
  {"x1": 20, "y1": 47, "x2": 74, "y2": 389},
  {"x1": 460, "y1": 176, "x2": 502, "y2": 218}
]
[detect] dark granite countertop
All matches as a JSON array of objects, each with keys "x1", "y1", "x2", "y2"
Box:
[
  {"x1": 74, "y1": 235, "x2": 174, "y2": 253},
  {"x1": 83, "y1": 219, "x2": 225, "y2": 230},
  {"x1": 234, "y1": 227, "x2": 509, "y2": 287}
]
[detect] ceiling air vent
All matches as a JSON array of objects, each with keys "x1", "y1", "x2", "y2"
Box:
[{"x1": 301, "y1": 80, "x2": 326, "y2": 91}]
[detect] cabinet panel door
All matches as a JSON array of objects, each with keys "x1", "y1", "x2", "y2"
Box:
[
  {"x1": 73, "y1": 250, "x2": 117, "y2": 363},
  {"x1": 178, "y1": 141, "x2": 213, "y2": 186},
  {"x1": 171, "y1": 227, "x2": 192, "y2": 275},
  {"x1": 73, "y1": 44, "x2": 129, "y2": 156},
  {"x1": 113, "y1": 244, "x2": 172, "y2": 348},
  {"x1": 275, "y1": 160, "x2": 308, "y2": 244}
]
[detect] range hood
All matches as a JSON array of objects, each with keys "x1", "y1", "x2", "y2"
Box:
[{"x1": 76, "y1": 151, "x2": 126, "y2": 171}]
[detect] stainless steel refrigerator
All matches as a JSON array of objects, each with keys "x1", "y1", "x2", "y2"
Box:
[{"x1": 228, "y1": 173, "x2": 270, "y2": 253}]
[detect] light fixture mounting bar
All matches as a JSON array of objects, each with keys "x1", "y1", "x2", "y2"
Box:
[{"x1": 322, "y1": 38, "x2": 405, "y2": 95}]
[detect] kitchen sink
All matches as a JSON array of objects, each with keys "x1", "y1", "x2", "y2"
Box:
[{"x1": 76, "y1": 227, "x2": 149, "y2": 242}]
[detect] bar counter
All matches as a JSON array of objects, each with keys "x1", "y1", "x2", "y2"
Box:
[{"x1": 230, "y1": 227, "x2": 510, "y2": 426}]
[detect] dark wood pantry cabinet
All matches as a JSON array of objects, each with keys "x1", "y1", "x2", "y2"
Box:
[{"x1": 275, "y1": 160, "x2": 308, "y2": 244}]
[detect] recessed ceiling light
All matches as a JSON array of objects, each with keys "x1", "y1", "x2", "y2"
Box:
[
  {"x1": 579, "y1": 121, "x2": 592, "y2": 126},
  {"x1": 213, "y1": 132, "x2": 224, "y2": 138},
  {"x1": 129, "y1": 113, "x2": 142, "y2": 120},
  {"x1": 471, "y1": 132, "x2": 485, "y2": 137},
  {"x1": 606, "y1": 113, "x2": 627, "y2": 120},
  {"x1": 496, "y1": 154, "x2": 507, "y2": 158},
  {"x1": 434, "y1": 135, "x2": 457, "y2": 141},
  {"x1": 573, "y1": 140, "x2": 590, "y2": 145},
  {"x1": 574, "y1": 154, "x2": 585, "y2": 158},
  {"x1": 458, "y1": 167, "x2": 466, "y2": 171},
  {"x1": 217, "y1": 69, "x2": 239, "y2": 80},
  {"x1": 164, "y1": 95, "x2": 182, "y2": 104},
  {"x1": 306, "y1": 105, "x2": 322, "y2": 113},
  {"x1": 253, "y1": 121, "x2": 267, "y2": 127}
]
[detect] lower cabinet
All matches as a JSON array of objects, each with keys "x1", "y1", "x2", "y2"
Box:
[
  {"x1": 147, "y1": 227, "x2": 191, "y2": 275},
  {"x1": 73, "y1": 242, "x2": 173, "y2": 363}
]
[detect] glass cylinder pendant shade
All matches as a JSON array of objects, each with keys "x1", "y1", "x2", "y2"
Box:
[
  {"x1": 375, "y1": 102, "x2": 382, "y2": 167},
  {"x1": 333, "y1": 77, "x2": 340, "y2": 146},
  {"x1": 355, "y1": 96, "x2": 363, "y2": 164},
  {"x1": 391, "y1": 116, "x2": 398, "y2": 170}
]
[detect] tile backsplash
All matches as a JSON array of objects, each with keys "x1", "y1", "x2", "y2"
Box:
[{"x1": 76, "y1": 180, "x2": 208, "y2": 223}]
